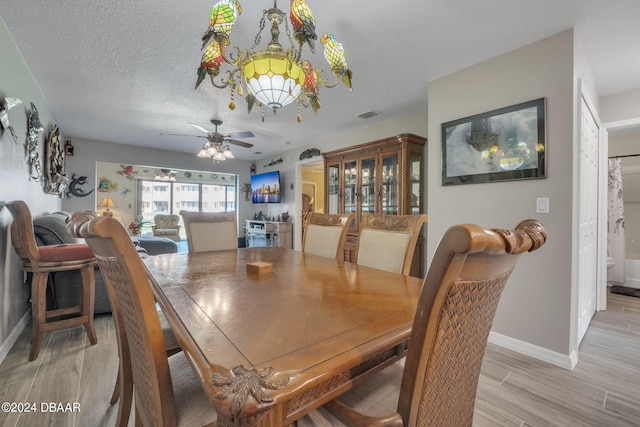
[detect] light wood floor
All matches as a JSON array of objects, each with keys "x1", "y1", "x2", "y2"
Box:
[{"x1": 0, "y1": 291, "x2": 639, "y2": 427}]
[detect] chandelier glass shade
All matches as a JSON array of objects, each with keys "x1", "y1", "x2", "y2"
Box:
[
  {"x1": 197, "y1": 142, "x2": 234, "y2": 161},
  {"x1": 243, "y1": 53, "x2": 305, "y2": 109},
  {"x1": 195, "y1": 0, "x2": 353, "y2": 121}
]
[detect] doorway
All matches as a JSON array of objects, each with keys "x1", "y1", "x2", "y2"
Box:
[
  {"x1": 294, "y1": 158, "x2": 324, "y2": 250},
  {"x1": 603, "y1": 120, "x2": 640, "y2": 291}
]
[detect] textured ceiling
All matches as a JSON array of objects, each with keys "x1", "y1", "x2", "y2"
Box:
[{"x1": 2, "y1": 0, "x2": 640, "y2": 161}]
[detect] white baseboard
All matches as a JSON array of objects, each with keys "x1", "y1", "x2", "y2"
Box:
[
  {"x1": 488, "y1": 331, "x2": 577, "y2": 370},
  {"x1": 0, "y1": 311, "x2": 30, "y2": 365}
]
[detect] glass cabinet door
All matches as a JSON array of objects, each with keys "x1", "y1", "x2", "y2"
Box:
[
  {"x1": 343, "y1": 160, "x2": 358, "y2": 223},
  {"x1": 360, "y1": 157, "x2": 376, "y2": 218},
  {"x1": 410, "y1": 153, "x2": 421, "y2": 214},
  {"x1": 327, "y1": 163, "x2": 340, "y2": 214},
  {"x1": 380, "y1": 153, "x2": 399, "y2": 215}
]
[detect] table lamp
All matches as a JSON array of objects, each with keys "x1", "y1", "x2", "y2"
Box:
[{"x1": 98, "y1": 196, "x2": 116, "y2": 217}]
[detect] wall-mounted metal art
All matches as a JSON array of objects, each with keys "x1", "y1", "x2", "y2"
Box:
[
  {"x1": 44, "y1": 124, "x2": 69, "y2": 197},
  {"x1": 299, "y1": 148, "x2": 321, "y2": 160},
  {"x1": 66, "y1": 173, "x2": 95, "y2": 198},
  {"x1": 0, "y1": 96, "x2": 22, "y2": 143},
  {"x1": 26, "y1": 102, "x2": 44, "y2": 182}
]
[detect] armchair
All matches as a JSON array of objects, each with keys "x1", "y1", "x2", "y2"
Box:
[{"x1": 152, "y1": 214, "x2": 181, "y2": 241}]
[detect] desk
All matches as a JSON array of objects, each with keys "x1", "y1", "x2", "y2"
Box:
[{"x1": 143, "y1": 247, "x2": 422, "y2": 426}]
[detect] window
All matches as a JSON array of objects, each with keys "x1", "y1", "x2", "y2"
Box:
[
  {"x1": 140, "y1": 180, "x2": 237, "y2": 218},
  {"x1": 153, "y1": 201, "x2": 169, "y2": 212},
  {"x1": 181, "y1": 201, "x2": 199, "y2": 209}
]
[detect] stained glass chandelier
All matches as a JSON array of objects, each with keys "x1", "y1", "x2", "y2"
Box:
[{"x1": 195, "y1": 0, "x2": 353, "y2": 122}]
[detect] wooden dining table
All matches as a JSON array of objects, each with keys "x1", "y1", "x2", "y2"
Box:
[{"x1": 143, "y1": 246, "x2": 423, "y2": 427}]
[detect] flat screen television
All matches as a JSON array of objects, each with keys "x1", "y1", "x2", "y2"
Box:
[{"x1": 251, "y1": 171, "x2": 281, "y2": 203}]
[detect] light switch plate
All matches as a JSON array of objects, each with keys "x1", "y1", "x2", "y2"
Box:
[{"x1": 536, "y1": 197, "x2": 549, "y2": 214}]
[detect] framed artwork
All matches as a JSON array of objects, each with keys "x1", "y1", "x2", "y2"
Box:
[{"x1": 441, "y1": 98, "x2": 546, "y2": 185}]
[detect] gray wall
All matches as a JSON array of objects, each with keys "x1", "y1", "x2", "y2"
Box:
[
  {"x1": 427, "y1": 29, "x2": 591, "y2": 358},
  {"x1": 0, "y1": 17, "x2": 64, "y2": 349}
]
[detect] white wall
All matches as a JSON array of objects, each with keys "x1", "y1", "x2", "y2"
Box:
[
  {"x1": 428, "y1": 30, "x2": 576, "y2": 357},
  {"x1": 601, "y1": 88, "x2": 640, "y2": 124}
]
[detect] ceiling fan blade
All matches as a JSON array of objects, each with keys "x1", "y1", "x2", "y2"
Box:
[
  {"x1": 167, "y1": 133, "x2": 207, "y2": 139},
  {"x1": 227, "y1": 139, "x2": 254, "y2": 148},
  {"x1": 189, "y1": 123, "x2": 211, "y2": 134},
  {"x1": 227, "y1": 131, "x2": 255, "y2": 139}
]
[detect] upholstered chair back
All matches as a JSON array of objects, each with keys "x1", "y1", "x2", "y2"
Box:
[
  {"x1": 303, "y1": 212, "x2": 354, "y2": 259},
  {"x1": 356, "y1": 213, "x2": 428, "y2": 275},
  {"x1": 180, "y1": 210, "x2": 237, "y2": 253}
]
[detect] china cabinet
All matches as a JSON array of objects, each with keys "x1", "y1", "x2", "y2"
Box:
[{"x1": 323, "y1": 133, "x2": 426, "y2": 277}]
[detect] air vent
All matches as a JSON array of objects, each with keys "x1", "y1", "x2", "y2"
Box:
[
  {"x1": 358, "y1": 110, "x2": 380, "y2": 119},
  {"x1": 253, "y1": 151, "x2": 263, "y2": 155}
]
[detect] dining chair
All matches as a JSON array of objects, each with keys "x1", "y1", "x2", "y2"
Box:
[
  {"x1": 180, "y1": 210, "x2": 237, "y2": 253},
  {"x1": 67, "y1": 212, "x2": 217, "y2": 427},
  {"x1": 306, "y1": 219, "x2": 547, "y2": 427},
  {"x1": 107, "y1": 294, "x2": 182, "y2": 427},
  {"x1": 302, "y1": 212, "x2": 355, "y2": 259},
  {"x1": 5, "y1": 201, "x2": 98, "y2": 361},
  {"x1": 355, "y1": 213, "x2": 428, "y2": 275}
]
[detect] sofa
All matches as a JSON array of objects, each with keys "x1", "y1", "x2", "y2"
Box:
[
  {"x1": 131, "y1": 235, "x2": 178, "y2": 255},
  {"x1": 32, "y1": 212, "x2": 178, "y2": 314}
]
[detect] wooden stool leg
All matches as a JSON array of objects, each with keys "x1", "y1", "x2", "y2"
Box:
[
  {"x1": 80, "y1": 266, "x2": 97, "y2": 345},
  {"x1": 29, "y1": 272, "x2": 49, "y2": 361}
]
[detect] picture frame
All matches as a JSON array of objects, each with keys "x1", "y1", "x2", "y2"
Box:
[{"x1": 441, "y1": 98, "x2": 546, "y2": 186}]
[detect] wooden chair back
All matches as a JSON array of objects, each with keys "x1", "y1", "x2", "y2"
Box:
[
  {"x1": 5, "y1": 200, "x2": 42, "y2": 265},
  {"x1": 67, "y1": 212, "x2": 179, "y2": 426},
  {"x1": 325, "y1": 219, "x2": 547, "y2": 426},
  {"x1": 356, "y1": 213, "x2": 428, "y2": 275},
  {"x1": 179, "y1": 211, "x2": 237, "y2": 253},
  {"x1": 303, "y1": 212, "x2": 355, "y2": 259},
  {"x1": 399, "y1": 219, "x2": 546, "y2": 426}
]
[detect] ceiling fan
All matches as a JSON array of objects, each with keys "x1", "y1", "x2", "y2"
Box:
[{"x1": 170, "y1": 119, "x2": 254, "y2": 161}]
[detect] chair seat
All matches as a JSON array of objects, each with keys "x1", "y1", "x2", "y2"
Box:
[
  {"x1": 297, "y1": 363, "x2": 403, "y2": 426},
  {"x1": 38, "y1": 243, "x2": 95, "y2": 262},
  {"x1": 169, "y1": 352, "x2": 217, "y2": 426}
]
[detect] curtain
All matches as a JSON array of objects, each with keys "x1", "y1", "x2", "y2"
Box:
[{"x1": 608, "y1": 159, "x2": 626, "y2": 283}]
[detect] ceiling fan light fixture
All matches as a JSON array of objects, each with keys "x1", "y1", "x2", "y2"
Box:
[{"x1": 189, "y1": 120, "x2": 251, "y2": 159}]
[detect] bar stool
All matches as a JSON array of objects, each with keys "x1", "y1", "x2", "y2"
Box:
[{"x1": 5, "y1": 201, "x2": 97, "y2": 361}]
